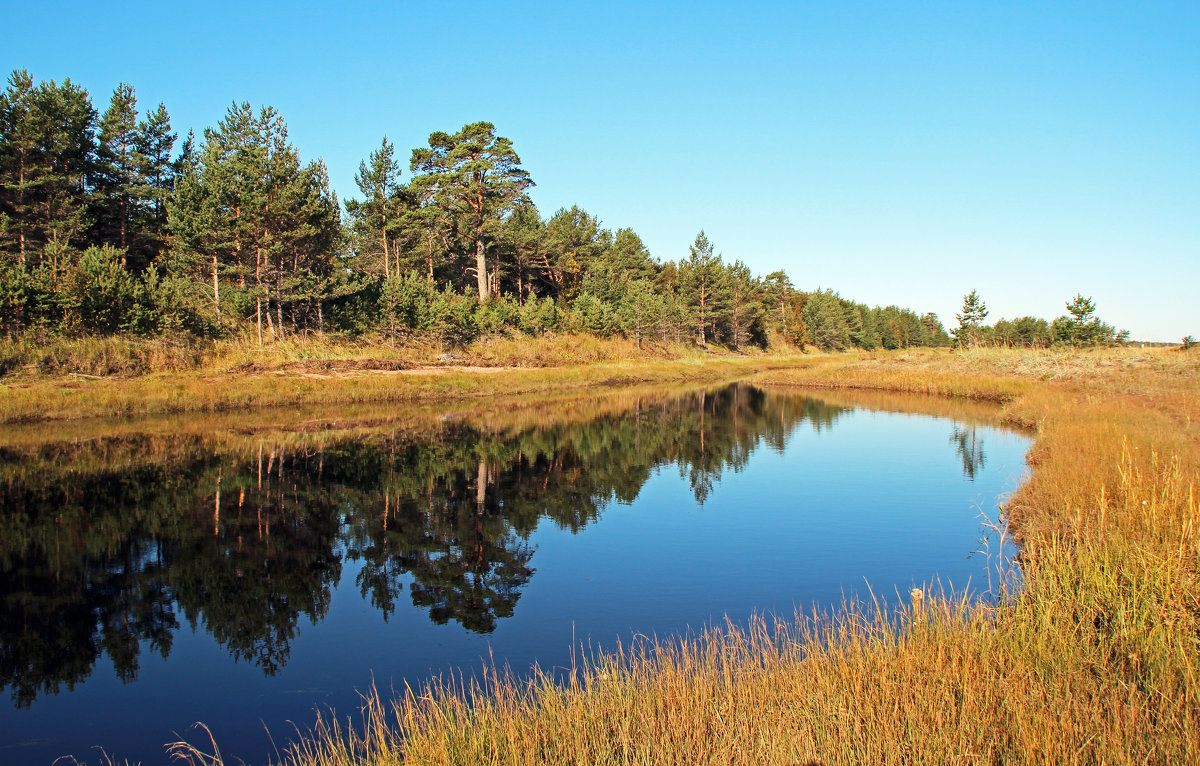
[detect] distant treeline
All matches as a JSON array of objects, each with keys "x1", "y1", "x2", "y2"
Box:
[
  {"x1": 1, "y1": 70, "x2": 961, "y2": 351},
  {"x1": 950, "y1": 289, "x2": 1130, "y2": 349}
]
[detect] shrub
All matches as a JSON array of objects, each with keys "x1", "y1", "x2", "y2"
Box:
[
  {"x1": 380, "y1": 273, "x2": 438, "y2": 338},
  {"x1": 474, "y1": 294, "x2": 521, "y2": 335},
  {"x1": 64, "y1": 246, "x2": 139, "y2": 334},
  {"x1": 572, "y1": 293, "x2": 617, "y2": 337},
  {"x1": 429, "y1": 288, "x2": 478, "y2": 347}
]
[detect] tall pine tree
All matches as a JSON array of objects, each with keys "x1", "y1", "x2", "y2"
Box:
[
  {"x1": 168, "y1": 103, "x2": 338, "y2": 338},
  {"x1": 409, "y1": 122, "x2": 532, "y2": 300},
  {"x1": 678, "y1": 231, "x2": 730, "y2": 346},
  {"x1": 345, "y1": 137, "x2": 406, "y2": 279},
  {"x1": 92, "y1": 83, "x2": 139, "y2": 262},
  {"x1": 0, "y1": 72, "x2": 95, "y2": 272}
]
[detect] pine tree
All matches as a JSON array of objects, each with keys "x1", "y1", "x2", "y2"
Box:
[
  {"x1": 615, "y1": 278, "x2": 664, "y2": 348},
  {"x1": 678, "y1": 231, "x2": 730, "y2": 346},
  {"x1": 801, "y1": 289, "x2": 854, "y2": 350},
  {"x1": 498, "y1": 196, "x2": 546, "y2": 301},
  {"x1": 168, "y1": 103, "x2": 338, "y2": 337},
  {"x1": 345, "y1": 137, "x2": 406, "y2": 279},
  {"x1": 725, "y1": 259, "x2": 763, "y2": 350},
  {"x1": 954, "y1": 289, "x2": 989, "y2": 347},
  {"x1": 762, "y1": 270, "x2": 794, "y2": 338},
  {"x1": 0, "y1": 70, "x2": 37, "y2": 265},
  {"x1": 544, "y1": 205, "x2": 606, "y2": 300},
  {"x1": 580, "y1": 226, "x2": 656, "y2": 306},
  {"x1": 132, "y1": 102, "x2": 176, "y2": 267},
  {"x1": 0, "y1": 73, "x2": 96, "y2": 273},
  {"x1": 1056, "y1": 294, "x2": 1124, "y2": 347},
  {"x1": 92, "y1": 83, "x2": 140, "y2": 261},
  {"x1": 409, "y1": 122, "x2": 532, "y2": 300}
]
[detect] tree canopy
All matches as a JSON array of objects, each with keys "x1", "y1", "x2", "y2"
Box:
[{"x1": 0, "y1": 69, "x2": 981, "y2": 352}]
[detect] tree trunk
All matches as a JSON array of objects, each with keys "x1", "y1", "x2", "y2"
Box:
[
  {"x1": 476, "y1": 459, "x2": 487, "y2": 508},
  {"x1": 276, "y1": 274, "x2": 285, "y2": 339},
  {"x1": 264, "y1": 297, "x2": 276, "y2": 339},
  {"x1": 475, "y1": 230, "x2": 489, "y2": 300},
  {"x1": 17, "y1": 155, "x2": 26, "y2": 266},
  {"x1": 381, "y1": 205, "x2": 390, "y2": 280},
  {"x1": 214, "y1": 468, "x2": 222, "y2": 536},
  {"x1": 733, "y1": 290, "x2": 741, "y2": 349},
  {"x1": 212, "y1": 253, "x2": 221, "y2": 322},
  {"x1": 119, "y1": 196, "x2": 127, "y2": 264}
]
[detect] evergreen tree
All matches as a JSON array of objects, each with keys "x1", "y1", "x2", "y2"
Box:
[
  {"x1": 92, "y1": 83, "x2": 140, "y2": 261},
  {"x1": 1054, "y1": 294, "x2": 1125, "y2": 347},
  {"x1": 850, "y1": 302, "x2": 876, "y2": 349},
  {"x1": 920, "y1": 312, "x2": 951, "y2": 347},
  {"x1": 725, "y1": 259, "x2": 763, "y2": 349},
  {"x1": 0, "y1": 71, "x2": 37, "y2": 265},
  {"x1": 131, "y1": 102, "x2": 176, "y2": 267},
  {"x1": 762, "y1": 270, "x2": 794, "y2": 338},
  {"x1": 954, "y1": 289, "x2": 988, "y2": 347},
  {"x1": 578, "y1": 226, "x2": 656, "y2": 306},
  {"x1": 168, "y1": 102, "x2": 339, "y2": 338},
  {"x1": 409, "y1": 122, "x2": 532, "y2": 300},
  {"x1": 678, "y1": 231, "x2": 729, "y2": 346},
  {"x1": 0, "y1": 72, "x2": 95, "y2": 273},
  {"x1": 1066, "y1": 294, "x2": 1095, "y2": 322},
  {"x1": 615, "y1": 278, "x2": 665, "y2": 348},
  {"x1": 345, "y1": 137, "x2": 406, "y2": 279},
  {"x1": 801, "y1": 289, "x2": 854, "y2": 350},
  {"x1": 605, "y1": 228, "x2": 656, "y2": 281},
  {"x1": 544, "y1": 205, "x2": 606, "y2": 300},
  {"x1": 498, "y1": 196, "x2": 547, "y2": 301}
]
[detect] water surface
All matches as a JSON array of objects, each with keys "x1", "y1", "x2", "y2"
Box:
[{"x1": 0, "y1": 384, "x2": 1030, "y2": 765}]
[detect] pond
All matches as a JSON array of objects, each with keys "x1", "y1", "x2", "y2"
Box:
[{"x1": 0, "y1": 383, "x2": 1031, "y2": 765}]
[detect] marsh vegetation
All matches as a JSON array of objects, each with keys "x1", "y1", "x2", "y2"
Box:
[
  {"x1": 203, "y1": 347, "x2": 1198, "y2": 766},
  {"x1": 0, "y1": 381, "x2": 1029, "y2": 764}
]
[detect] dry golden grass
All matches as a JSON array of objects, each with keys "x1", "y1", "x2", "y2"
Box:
[
  {"x1": 0, "y1": 354, "x2": 803, "y2": 426},
  {"x1": 160, "y1": 346, "x2": 1200, "y2": 766},
  {"x1": 0, "y1": 333, "x2": 809, "y2": 424},
  {"x1": 0, "y1": 331, "x2": 709, "y2": 379}
]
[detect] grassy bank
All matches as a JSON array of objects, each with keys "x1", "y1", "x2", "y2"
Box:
[
  {"x1": 169, "y1": 346, "x2": 1197, "y2": 766},
  {"x1": 0, "y1": 334, "x2": 807, "y2": 424}
]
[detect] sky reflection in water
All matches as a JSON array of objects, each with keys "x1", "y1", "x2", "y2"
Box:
[{"x1": 0, "y1": 384, "x2": 1030, "y2": 765}]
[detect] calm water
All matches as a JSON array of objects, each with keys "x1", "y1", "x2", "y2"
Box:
[{"x1": 0, "y1": 384, "x2": 1030, "y2": 765}]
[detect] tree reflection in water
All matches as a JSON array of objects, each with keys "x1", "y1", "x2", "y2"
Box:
[
  {"x1": 950, "y1": 425, "x2": 987, "y2": 480},
  {"x1": 0, "y1": 384, "x2": 855, "y2": 706}
]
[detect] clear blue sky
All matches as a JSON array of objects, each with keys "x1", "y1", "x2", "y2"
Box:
[{"x1": 6, "y1": 1, "x2": 1197, "y2": 341}]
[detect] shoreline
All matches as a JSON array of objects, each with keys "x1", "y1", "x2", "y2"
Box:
[
  {"x1": 0, "y1": 353, "x2": 815, "y2": 425},
  {"x1": 4, "y1": 346, "x2": 1196, "y2": 763},
  {"x1": 265, "y1": 345, "x2": 1199, "y2": 765}
]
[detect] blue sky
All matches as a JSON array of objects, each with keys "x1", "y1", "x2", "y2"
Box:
[{"x1": 6, "y1": 1, "x2": 1197, "y2": 340}]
